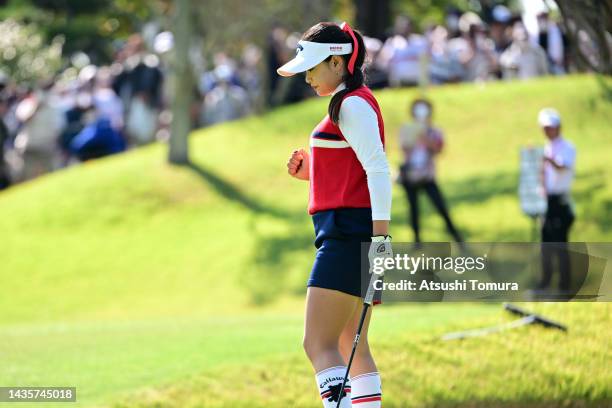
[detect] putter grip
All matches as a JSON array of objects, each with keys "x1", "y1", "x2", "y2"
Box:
[{"x1": 364, "y1": 271, "x2": 380, "y2": 305}]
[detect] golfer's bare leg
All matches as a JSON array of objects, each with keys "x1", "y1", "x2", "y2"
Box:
[
  {"x1": 339, "y1": 304, "x2": 377, "y2": 376},
  {"x1": 303, "y1": 287, "x2": 360, "y2": 371}
]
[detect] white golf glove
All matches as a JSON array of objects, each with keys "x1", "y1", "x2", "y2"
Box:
[{"x1": 368, "y1": 235, "x2": 393, "y2": 277}]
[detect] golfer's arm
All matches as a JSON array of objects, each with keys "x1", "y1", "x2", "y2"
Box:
[
  {"x1": 373, "y1": 220, "x2": 389, "y2": 236},
  {"x1": 339, "y1": 96, "x2": 392, "y2": 231}
]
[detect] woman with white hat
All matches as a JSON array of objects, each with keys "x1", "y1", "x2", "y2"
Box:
[{"x1": 280, "y1": 21, "x2": 391, "y2": 408}]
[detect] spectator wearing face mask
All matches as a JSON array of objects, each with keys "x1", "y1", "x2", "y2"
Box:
[
  {"x1": 489, "y1": 6, "x2": 514, "y2": 55},
  {"x1": 13, "y1": 83, "x2": 65, "y2": 181},
  {"x1": 202, "y1": 64, "x2": 251, "y2": 126},
  {"x1": 448, "y1": 12, "x2": 497, "y2": 82},
  {"x1": 377, "y1": 15, "x2": 429, "y2": 87},
  {"x1": 428, "y1": 25, "x2": 465, "y2": 84},
  {"x1": 444, "y1": 7, "x2": 463, "y2": 39},
  {"x1": 398, "y1": 99, "x2": 463, "y2": 244},
  {"x1": 487, "y1": 6, "x2": 515, "y2": 79},
  {"x1": 500, "y1": 22, "x2": 549, "y2": 80}
]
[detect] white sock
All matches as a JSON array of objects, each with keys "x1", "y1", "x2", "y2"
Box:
[
  {"x1": 350, "y1": 372, "x2": 382, "y2": 407},
  {"x1": 315, "y1": 366, "x2": 352, "y2": 408}
]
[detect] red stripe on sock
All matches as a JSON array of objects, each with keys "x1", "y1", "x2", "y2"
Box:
[
  {"x1": 320, "y1": 388, "x2": 351, "y2": 400},
  {"x1": 352, "y1": 396, "x2": 382, "y2": 404}
]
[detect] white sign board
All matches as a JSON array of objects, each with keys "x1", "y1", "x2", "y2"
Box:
[{"x1": 519, "y1": 146, "x2": 547, "y2": 217}]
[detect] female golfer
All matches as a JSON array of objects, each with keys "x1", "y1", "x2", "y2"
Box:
[{"x1": 279, "y1": 22, "x2": 392, "y2": 408}]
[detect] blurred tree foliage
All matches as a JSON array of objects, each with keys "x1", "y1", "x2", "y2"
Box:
[
  {"x1": 555, "y1": 0, "x2": 612, "y2": 75},
  {"x1": 191, "y1": 0, "x2": 331, "y2": 58},
  {"x1": 0, "y1": 0, "x2": 168, "y2": 64},
  {"x1": 0, "y1": 19, "x2": 63, "y2": 84},
  {"x1": 0, "y1": 0, "x2": 331, "y2": 69}
]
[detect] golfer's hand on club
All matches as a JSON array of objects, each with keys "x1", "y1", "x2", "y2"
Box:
[
  {"x1": 287, "y1": 149, "x2": 309, "y2": 180},
  {"x1": 368, "y1": 235, "x2": 393, "y2": 277}
]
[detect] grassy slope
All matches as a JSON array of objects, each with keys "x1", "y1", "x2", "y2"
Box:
[
  {"x1": 114, "y1": 303, "x2": 611, "y2": 408},
  {"x1": 0, "y1": 75, "x2": 610, "y2": 407}
]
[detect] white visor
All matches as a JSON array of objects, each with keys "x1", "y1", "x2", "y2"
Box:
[{"x1": 277, "y1": 40, "x2": 353, "y2": 77}]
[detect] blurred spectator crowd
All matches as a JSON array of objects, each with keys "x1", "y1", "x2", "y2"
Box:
[
  {"x1": 0, "y1": 5, "x2": 579, "y2": 190},
  {"x1": 375, "y1": 7, "x2": 568, "y2": 86},
  {"x1": 268, "y1": 6, "x2": 573, "y2": 103},
  {"x1": 0, "y1": 32, "x2": 263, "y2": 189}
]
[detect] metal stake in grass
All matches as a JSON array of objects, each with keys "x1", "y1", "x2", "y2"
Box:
[
  {"x1": 335, "y1": 271, "x2": 381, "y2": 408},
  {"x1": 442, "y1": 303, "x2": 567, "y2": 341},
  {"x1": 503, "y1": 303, "x2": 567, "y2": 331}
]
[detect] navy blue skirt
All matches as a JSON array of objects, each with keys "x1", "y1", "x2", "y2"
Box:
[{"x1": 308, "y1": 208, "x2": 373, "y2": 298}]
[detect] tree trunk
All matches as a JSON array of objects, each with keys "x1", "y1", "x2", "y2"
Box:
[
  {"x1": 168, "y1": 0, "x2": 192, "y2": 164},
  {"x1": 354, "y1": 0, "x2": 391, "y2": 40},
  {"x1": 556, "y1": 0, "x2": 612, "y2": 75}
]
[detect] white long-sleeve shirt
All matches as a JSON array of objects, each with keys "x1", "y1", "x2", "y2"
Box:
[{"x1": 334, "y1": 85, "x2": 392, "y2": 220}]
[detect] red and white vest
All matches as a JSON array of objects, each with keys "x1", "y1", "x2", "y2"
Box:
[{"x1": 308, "y1": 86, "x2": 385, "y2": 215}]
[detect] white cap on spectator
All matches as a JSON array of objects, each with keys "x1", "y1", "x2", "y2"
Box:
[
  {"x1": 154, "y1": 31, "x2": 174, "y2": 54},
  {"x1": 492, "y1": 5, "x2": 512, "y2": 24},
  {"x1": 459, "y1": 12, "x2": 483, "y2": 33},
  {"x1": 277, "y1": 40, "x2": 353, "y2": 77},
  {"x1": 538, "y1": 108, "x2": 561, "y2": 128}
]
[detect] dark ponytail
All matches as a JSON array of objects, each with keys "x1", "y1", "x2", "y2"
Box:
[{"x1": 302, "y1": 22, "x2": 367, "y2": 124}]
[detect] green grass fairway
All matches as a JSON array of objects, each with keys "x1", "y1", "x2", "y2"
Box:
[
  {"x1": 112, "y1": 303, "x2": 611, "y2": 408},
  {"x1": 0, "y1": 75, "x2": 610, "y2": 407}
]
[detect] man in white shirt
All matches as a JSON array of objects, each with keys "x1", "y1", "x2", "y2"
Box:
[{"x1": 538, "y1": 108, "x2": 576, "y2": 293}]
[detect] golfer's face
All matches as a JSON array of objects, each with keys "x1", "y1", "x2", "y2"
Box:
[{"x1": 305, "y1": 60, "x2": 341, "y2": 97}]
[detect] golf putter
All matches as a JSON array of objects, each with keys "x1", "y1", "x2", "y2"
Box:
[{"x1": 335, "y1": 270, "x2": 381, "y2": 408}]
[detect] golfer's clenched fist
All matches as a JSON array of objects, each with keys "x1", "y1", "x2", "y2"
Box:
[{"x1": 287, "y1": 148, "x2": 310, "y2": 180}]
